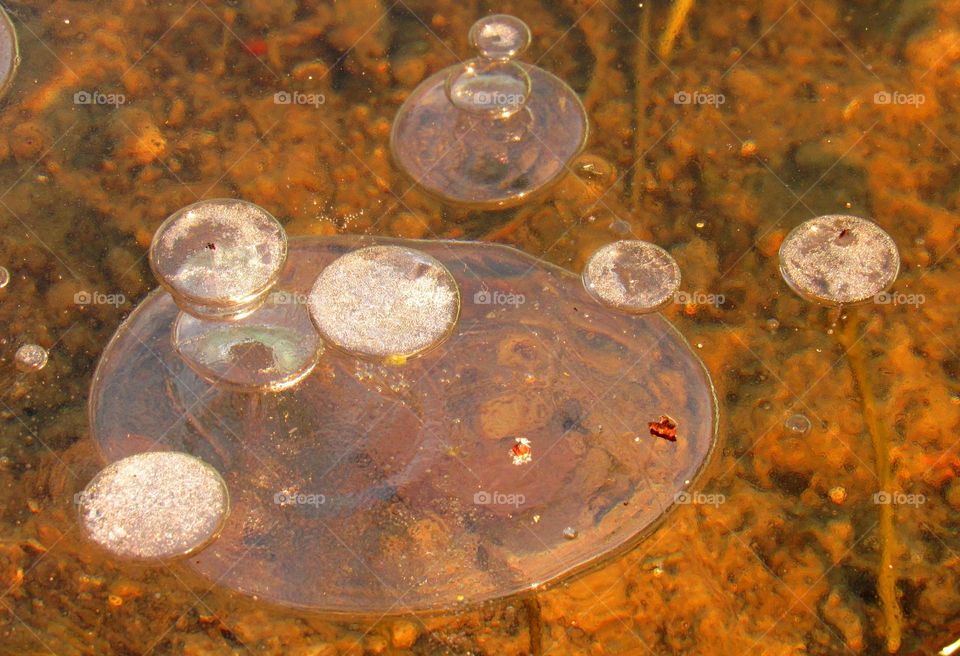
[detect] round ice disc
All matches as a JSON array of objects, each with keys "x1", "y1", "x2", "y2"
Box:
[
  {"x1": 779, "y1": 215, "x2": 900, "y2": 305},
  {"x1": 78, "y1": 451, "x2": 229, "y2": 561},
  {"x1": 174, "y1": 289, "x2": 322, "y2": 391},
  {"x1": 308, "y1": 245, "x2": 460, "y2": 361},
  {"x1": 582, "y1": 240, "x2": 681, "y2": 313},
  {"x1": 150, "y1": 199, "x2": 287, "y2": 320},
  {"x1": 0, "y1": 7, "x2": 19, "y2": 100},
  {"x1": 89, "y1": 236, "x2": 718, "y2": 614}
]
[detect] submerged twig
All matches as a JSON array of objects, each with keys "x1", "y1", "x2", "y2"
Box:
[
  {"x1": 630, "y1": 2, "x2": 651, "y2": 209},
  {"x1": 522, "y1": 594, "x2": 544, "y2": 655},
  {"x1": 838, "y1": 317, "x2": 902, "y2": 654},
  {"x1": 658, "y1": 0, "x2": 695, "y2": 60}
]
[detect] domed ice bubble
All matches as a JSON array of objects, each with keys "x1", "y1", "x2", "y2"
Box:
[
  {"x1": 778, "y1": 215, "x2": 900, "y2": 306},
  {"x1": 78, "y1": 451, "x2": 229, "y2": 561},
  {"x1": 0, "y1": 6, "x2": 18, "y2": 101},
  {"x1": 150, "y1": 199, "x2": 322, "y2": 390},
  {"x1": 150, "y1": 199, "x2": 288, "y2": 321},
  {"x1": 0, "y1": 265, "x2": 9, "y2": 289},
  {"x1": 469, "y1": 14, "x2": 530, "y2": 60},
  {"x1": 582, "y1": 240, "x2": 682, "y2": 314},
  {"x1": 447, "y1": 15, "x2": 531, "y2": 120},
  {"x1": 89, "y1": 230, "x2": 717, "y2": 613},
  {"x1": 390, "y1": 14, "x2": 589, "y2": 209},
  {"x1": 307, "y1": 245, "x2": 460, "y2": 362}
]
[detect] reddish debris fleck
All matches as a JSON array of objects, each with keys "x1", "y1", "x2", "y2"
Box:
[
  {"x1": 510, "y1": 437, "x2": 532, "y2": 465},
  {"x1": 511, "y1": 441, "x2": 531, "y2": 458},
  {"x1": 245, "y1": 38, "x2": 268, "y2": 57},
  {"x1": 649, "y1": 415, "x2": 678, "y2": 442}
]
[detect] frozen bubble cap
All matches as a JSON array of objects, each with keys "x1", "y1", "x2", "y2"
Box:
[
  {"x1": 150, "y1": 199, "x2": 287, "y2": 320},
  {"x1": 447, "y1": 16, "x2": 532, "y2": 119},
  {"x1": 779, "y1": 215, "x2": 900, "y2": 305},
  {"x1": 582, "y1": 240, "x2": 681, "y2": 314},
  {"x1": 308, "y1": 245, "x2": 460, "y2": 361},
  {"x1": 470, "y1": 14, "x2": 530, "y2": 60},
  {"x1": 78, "y1": 451, "x2": 228, "y2": 562},
  {"x1": 390, "y1": 14, "x2": 588, "y2": 208}
]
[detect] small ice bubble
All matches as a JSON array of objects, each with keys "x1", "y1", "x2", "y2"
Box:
[
  {"x1": 15, "y1": 344, "x2": 47, "y2": 373},
  {"x1": 785, "y1": 413, "x2": 811, "y2": 434},
  {"x1": 583, "y1": 240, "x2": 681, "y2": 314},
  {"x1": 469, "y1": 14, "x2": 531, "y2": 60}
]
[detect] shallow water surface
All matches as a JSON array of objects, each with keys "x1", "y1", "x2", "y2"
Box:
[{"x1": 0, "y1": 1, "x2": 958, "y2": 654}]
